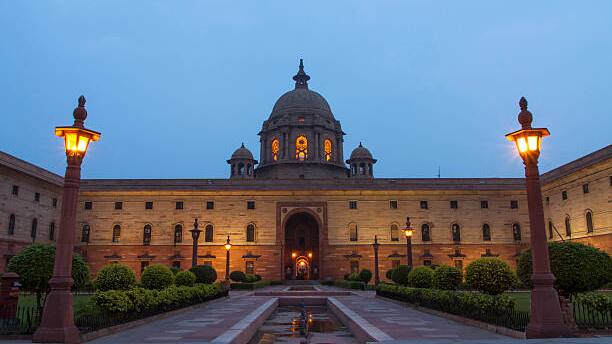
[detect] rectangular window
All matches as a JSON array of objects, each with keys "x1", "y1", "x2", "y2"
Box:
[
  {"x1": 389, "y1": 200, "x2": 398, "y2": 209},
  {"x1": 52, "y1": 198, "x2": 57, "y2": 208},
  {"x1": 246, "y1": 261, "x2": 255, "y2": 275},
  {"x1": 172, "y1": 261, "x2": 181, "y2": 270},
  {"x1": 454, "y1": 260, "x2": 463, "y2": 270},
  {"x1": 145, "y1": 201, "x2": 153, "y2": 210},
  {"x1": 350, "y1": 261, "x2": 359, "y2": 274},
  {"x1": 34, "y1": 192, "x2": 40, "y2": 202},
  {"x1": 206, "y1": 201, "x2": 215, "y2": 210},
  {"x1": 424, "y1": 260, "x2": 432, "y2": 266},
  {"x1": 114, "y1": 202, "x2": 123, "y2": 210},
  {"x1": 175, "y1": 201, "x2": 183, "y2": 210},
  {"x1": 203, "y1": 261, "x2": 212, "y2": 266},
  {"x1": 450, "y1": 200, "x2": 458, "y2": 209},
  {"x1": 392, "y1": 260, "x2": 400, "y2": 269},
  {"x1": 11, "y1": 185, "x2": 19, "y2": 196},
  {"x1": 561, "y1": 191, "x2": 567, "y2": 200},
  {"x1": 140, "y1": 261, "x2": 149, "y2": 273},
  {"x1": 247, "y1": 201, "x2": 255, "y2": 210},
  {"x1": 511, "y1": 200, "x2": 519, "y2": 209},
  {"x1": 84, "y1": 201, "x2": 93, "y2": 210},
  {"x1": 480, "y1": 200, "x2": 488, "y2": 209},
  {"x1": 349, "y1": 201, "x2": 357, "y2": 209},
  {"x1": 420, "y1": 201, "x2": 428, "y2": 209},
  {"x1": 582, "y1": 183, "x2": 589, "y2": 194}
]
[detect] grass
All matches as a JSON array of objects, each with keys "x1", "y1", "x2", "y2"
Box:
[
  {"x1": 17, "y1": 293, "x2": 92, "y2": 314},
  {"x1": 505, "y1": 290, "x2": 612, "y2": 313}
]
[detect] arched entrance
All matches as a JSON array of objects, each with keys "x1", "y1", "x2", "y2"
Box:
[{"x1": 284, "y1": 212, "x2": 319, "y2": 280}]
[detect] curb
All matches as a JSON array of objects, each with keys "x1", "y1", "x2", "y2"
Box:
[
  {"x1": 211, "y1": 298, "x2": 279, "y2": 344},
  {"x1": 328, "y1": 297, "x2": 393, "y2": 343}
]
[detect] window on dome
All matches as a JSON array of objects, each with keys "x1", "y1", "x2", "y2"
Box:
[
  {"x1": 271, "y1": 139, "x2": 280, "y2": 161},
  {"x1": 296, "y1": 135, "x2": 308, "y2": 160},
  {"x1": 324, "y1": 139, "x2": 332, "y2": 161}
]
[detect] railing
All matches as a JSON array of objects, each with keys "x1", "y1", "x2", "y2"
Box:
[
  {"x1": 377, "y1": 288, "x2": 530, "y2": 332},
  {"x1": 0, "y1": 304, "x2": 41, "y2": 335},
  {"x1": 573, "y1": 298, "x2": 612, "y2": 329}
]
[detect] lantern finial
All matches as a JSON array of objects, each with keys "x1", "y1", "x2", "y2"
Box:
[
  {"x1": 518, "y1": 96, "x2": 533, "y2": 130},
  {"x1": 73, "y1": 95, "x2": 88, "y2": 128}
]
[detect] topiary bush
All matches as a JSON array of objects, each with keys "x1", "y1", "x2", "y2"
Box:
[
  {"x1": 189, "y1": 265, "x2": 217, "y2": 284},
  {"x1": 407, "y1": 266, "x2": 434, "y2": 288},
  {"x1": 343, "y1": 273, "x2": 350, "y2": 280},
  {"x1": 175, "y1": 271, "x2": 197, "y2": 287},
  {"x1": 229, "y1": 270, "x2": 246, "y2": 282},
  {"x1": 385, "y1": 268, "x2": 396, "y2": 280},
  {"x1": 391, "y1": 265, "x2": 411, "y2": 286},
  {"x1": 466, "y1": 258, "x2": 516, "y2": 295},
  {"x1": 517, "y1": 242, "x2": 612, "y2": 297},
  {"x1": 140, "y1": 264, "x2": 175, "y2": 290},
  {"x1": 432, "y1": 265, "x2": 463, "y2": 290},
  {"x1": 244, "y1": 274, "x2": 258, "y2": 283},
  {"x1": 359, "y1": 269, "x2": 373, "y2": 284},
  {"x1": 94, "y1": 264, "x2": 136, "y2": 292},
  {"x1": 348, "y1": 272, "x2": 361, "y2": 282}
]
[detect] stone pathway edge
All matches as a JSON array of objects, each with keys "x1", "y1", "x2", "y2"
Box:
[
  {"x1": 328, "y1": 296, "x2": 394, "y2": 343},
  {"x1": 211, "y1": 298, "x2": 279, "y2": 344}
]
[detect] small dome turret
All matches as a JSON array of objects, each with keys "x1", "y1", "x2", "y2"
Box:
[
  {"x1": 227, "y1": 143, "x2": 258, "y2": 179},
  {"x1": 346, "y1": 142, "x2": 376, "y2": 178}
]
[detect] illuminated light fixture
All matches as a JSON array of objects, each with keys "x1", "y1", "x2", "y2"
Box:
[
  {"x1": 307, "y1": 252, "x2": 313, "y2": 258},
  {"x1": 505, "y1": 97, "x2": 549, "y2": 160},
  {"x1": 224, "y1": 236, "x2": 232, "y2": 251},
  {"x1": 292, "y1": 252, "x2": 297, "y2": 258}
]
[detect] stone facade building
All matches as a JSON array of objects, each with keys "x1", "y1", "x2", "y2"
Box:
[{"x1": 1, "y1": 61, "x2": 610, "y2": 280}]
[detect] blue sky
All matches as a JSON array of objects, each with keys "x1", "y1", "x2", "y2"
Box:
[{"x1": 1, "y1": 1, "x2": 610, "y2": 179}]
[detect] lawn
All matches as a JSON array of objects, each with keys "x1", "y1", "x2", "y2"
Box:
[{"x1": 17, "y1": 293, "x2": 92, "y2": 314}]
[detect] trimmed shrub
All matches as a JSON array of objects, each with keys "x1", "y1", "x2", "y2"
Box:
[
  {"x1": 175, "y1": 271, "x2": 197, "y2": 287},
  {"x1": 343, "y1": 273, "x2": 350, "y2": 280},
  {"x1": 385, "y1": 268, "x2": 395, "y2": 280},
  {"x1": 407, "y1": 266, "x2": 434, "y2": 288},
  {"x1": 574, "y1": 292, "x2": 612, "y2": 314},
  {"x1": 230, "y1": 280, "x2": 271, "y2": 290},
  {"x1": 334, "y1": 279, "x2": 365, "y2": 290},
  {"x1": 432, "y1": 265, "x2": 462, "y2": 290},
  {"x1": 95, "y1": 264, "x2": 136, "y2": 292},
  {"x1": 466, "y1": 258, "x2": 516, "y2": 295},
  {"x1": 391, "y1": 265, "x2": 411, "y2": 286},
  {"x1": 244, "y1": 274, "x2": 259, "y2": 283},
  {"x1": 359, "y1": 269, "x2": 373, "y2": 284},
  {"x1": 254, "y1": 274, "x2": 262, "y2": 281},
  {"x1": 517, "y1": 242, "x2": 612, "y2": 297},
  {"x1": 229, "y1": 271, "x2": 246, "y2": 282},
  {"x1": 189, "y1": 265, "x2": 217, "y2": 284},
  {"x1": 347, "y1": 272, "x2": 361, "y2": 282},
  {"x1": 140, "y1": 264, "x2": 175, "y2": 290},
  {"x1": 93, "y1": 290, "x2": 134, "y2": 313}
]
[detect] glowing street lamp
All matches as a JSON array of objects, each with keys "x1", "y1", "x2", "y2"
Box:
[
  {"x1": 372, "y1": 235, "x2": 380, "y2": 285},
  {"x1": 506, "y1": 97, "x2": 568, "y2": 338},
  {"x1": 307, "y1": 252, "x2": 313, "y2": 258},
  {"x1": 224, "y1": 235, "x2": 232, "y2": 280},
  {"x1": 189, "y1": 219, "x2": 202, "y2": 267},
  {"x1": 403, "y1": 217, "x2": 414, "y2": 268},
  {"x1": 292, "y1": 252, "x2": 297, "y2": 259},
  {"x1": 33, "y1": 96, "x2": 100, "y2": 344}
]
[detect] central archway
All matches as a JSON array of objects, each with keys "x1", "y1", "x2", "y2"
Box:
[{"x1": 284, "y1": 212, "x2": 320, "y2": 280}]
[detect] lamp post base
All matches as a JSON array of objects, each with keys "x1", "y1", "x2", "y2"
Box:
[
  {"x1": 526, "y1": 273, "x2": 571, "y2": 339},
  {"x1": 32, "y1": 277, "x2": 79, "y2": 344}
]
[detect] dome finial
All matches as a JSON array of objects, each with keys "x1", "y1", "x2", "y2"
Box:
[
  {"x1": 517, "y1": 96, "x2": 533, "y2": 129},
  {"x1": 293, "y1": 58, "x2": 310, "y2": 89},
  {"x1": 241, "y1": 142, "x2": 245, "y2": 148},
  {"x1": 73, "y1": 95, "x2": 88, "y2": 128}
]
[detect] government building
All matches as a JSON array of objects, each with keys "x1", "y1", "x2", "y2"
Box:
[{"x1": 1, "y1": 61, "x2": 611, "y2": 281}]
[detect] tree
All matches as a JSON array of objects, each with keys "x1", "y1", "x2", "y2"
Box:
[
  {"x1": 465, "y1": 258, "x2": 516, "y2": 295},
  {"x1": 94, "y1": 264, "x2": 136, "y2": 291},
  {"x1": 517, "y1": 242, "x2": 612, "y2": 297},
  {"x1": 7, "y1": 244, "x2": 90, "y2": 309}
]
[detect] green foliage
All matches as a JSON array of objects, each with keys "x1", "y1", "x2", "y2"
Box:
[
  {"x1": 347, "y1": 272, "x2": 361, "y2": 282},
  {"x1": 359, "y1": 269, "x2": 373, "y2": 284},
  {"x1": 140, "y1": 264, "x2": 175, "y2": 290},
  {"x1": 175, "y1": 271, "x2": 196, "y2": 287},
  {"x1": 465, "y1": 258, "x2": 516, "y2": 295},
  {"x1": 230, "y1": 280, "x2": 271, "y2": 290},
  {"x1": 334, "y1": 279, "x2": 365, "y2": 290},
  {"x1": 432, "y1": 265, "x2": 463, "y2": 290},
  {"x1": 7, "y1": 244, "x2": 90, "y2": 308},
  {"x1": 229, "y1": 271, "x2": 246, "y2": 282},
  {"x1": 343, "y1": 273, "x2": 350, "y2": 280},
  {"x1": 391, "y1": 265, "x2": 412, "y2": 286},
  {"x1": 94, "y1": 264, "x2": 136, "y2": 292},
  {"x1": 244, "y1": 274, "x2": 259, "y2": 283},
  {"x1": 385, "y1": 268, "x2": 395, "y2": 280},
  {"x1": 407, "y1": 267, "x2": 434, "y2": 288},
  {"x1": 170, "y1": 266, "x2": 180, "y2": 275},
  {"x1": 93, "y1": 290, "x2": 133, "y2": 313},
  {"x1": 574, "y1": 292, "x2": 612, "y2": 314},
  {"x1": 189, "y1": 265, "x2": 217, "y2": 284},
  {"x1": 517, "y1": 242, "x2": 612, "y2": 297}
]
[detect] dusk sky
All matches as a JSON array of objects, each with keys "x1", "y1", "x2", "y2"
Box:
[{"x1": 1, "y1": 1, "x2": 610, "y2": 179}]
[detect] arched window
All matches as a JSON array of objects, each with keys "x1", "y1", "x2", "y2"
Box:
[
  {"x1": 512, "y1": 223, "x2": 521, "y2": 241},
  {"x1": 112, "y1": 225, "x2": 121, "y2": 242},
  {"x1": 271, "y1": 139, "x2": 280, "y2": 161},
  {"x1": 548, "y1": 220, "x2": 553, "y2": 239},
  {"x1": 81, "y1": 224, "x2": 90, "y2": 243},
  {"x1": 390, "y1": 224, "x2": 399, "y2": 241},
  {"x1": 451, "y1": 223, "x2": 460, "y2": 242},
  {"x1": 143, "y1": 224, "x2": 152, "y2": 245},
  {"x1": 246, "y1": 224, "x2": 255, "y2": 242},
  {"x1": 482, "y1": 224, "x2": 491, "y2": 241},
  {"x1": 8, "y1": 214, "x2": 15, "y2": 235},
  {"x1": 422, "y1": 224, "x2": 431, "y2": 242},
  {"x1": 295, "y1": 135, "x2": 308, "y2": 160},
  {"x1": 586, "y1": 211, "x2": 594, "y2": 233},
  {"x1": 205, "y1": 224, "x2": 214, "y2": 242},
  {"x1": 31, "y1": 218, "x2": 38, "y2": 241},
  {"x1": 49, "y1": 222, "x2": 55, "y2": 241},
  {"x1": 564, "y1": 216, "x2": 571, "y2": 236},
  {"x1": 174, "y1": 224, "x2": 182, "y2": 244},
  {"x1": 324, "y1": 139, "x2": 333, "y2": 161},
  {"x1": 238, "y1": 163, "x2": 245, "y2": 175},
  {"x1": 349, "y1": 223, "x2": 358, "y2": 241}
]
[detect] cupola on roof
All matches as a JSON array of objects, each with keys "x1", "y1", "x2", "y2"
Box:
[
  {"x1": 230, "y1": 143, "x2": 254, "y2": 160},
  {"x1": 350, "y1": 142, "x2": 374, "y2": 160}
]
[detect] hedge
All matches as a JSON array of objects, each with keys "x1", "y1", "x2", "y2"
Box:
[
  {"x1": 230, "y1": 279, "x2": 271, "y2": 290},
  {"x1": 175, "y1": 271, "x2": 197, "y2": 287},
  {"x1": 334, "y1": 279, "x2": 365, "y2": 290}
]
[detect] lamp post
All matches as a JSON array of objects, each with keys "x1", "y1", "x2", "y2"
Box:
[
  {"x1": 372, "y1": 235, "x2": 380, "y2": 285},
  {"x1": 505, "y1": 97, "x2": 568, "y2": 338},
  {"x1": 403, "y1": 217, "x2": 414, "y2": 268},
  {"x1": 224, "y1": 235, "x2": 232, "y2": 280},
  {"x1": 33, "y1": 96, "x2": 100, "y2": 344},
  {"x1": 189, "y1": 218, "x2": 202, "y2": 268}
]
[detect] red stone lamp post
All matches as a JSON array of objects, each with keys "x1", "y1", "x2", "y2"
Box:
[
  {"x1": 189, "y1": 218, "x2": 202, "y2": 268},
  {"x1": 372, "y1": 235, "x2": 380, "y2": 285},
  {"x1": 224, "y1": 236, "x2": 232, "y2": 280},
  {"x1": 33, "y1": 96, "x2": 100, "y2": 344},
  {"x1": 505, "y1": 97, "x2": 568, "y2": 338},
  {"x1": 403, "y1": 217, "x2": 414, "y2": 268}
]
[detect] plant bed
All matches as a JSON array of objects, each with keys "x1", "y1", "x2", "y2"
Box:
[
  {"x1": 230, "y1": 280, "x2": 271, "y2": 290},
  {"x1": 334, "y1": 279, "x2": 365, "y2": 290}
]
